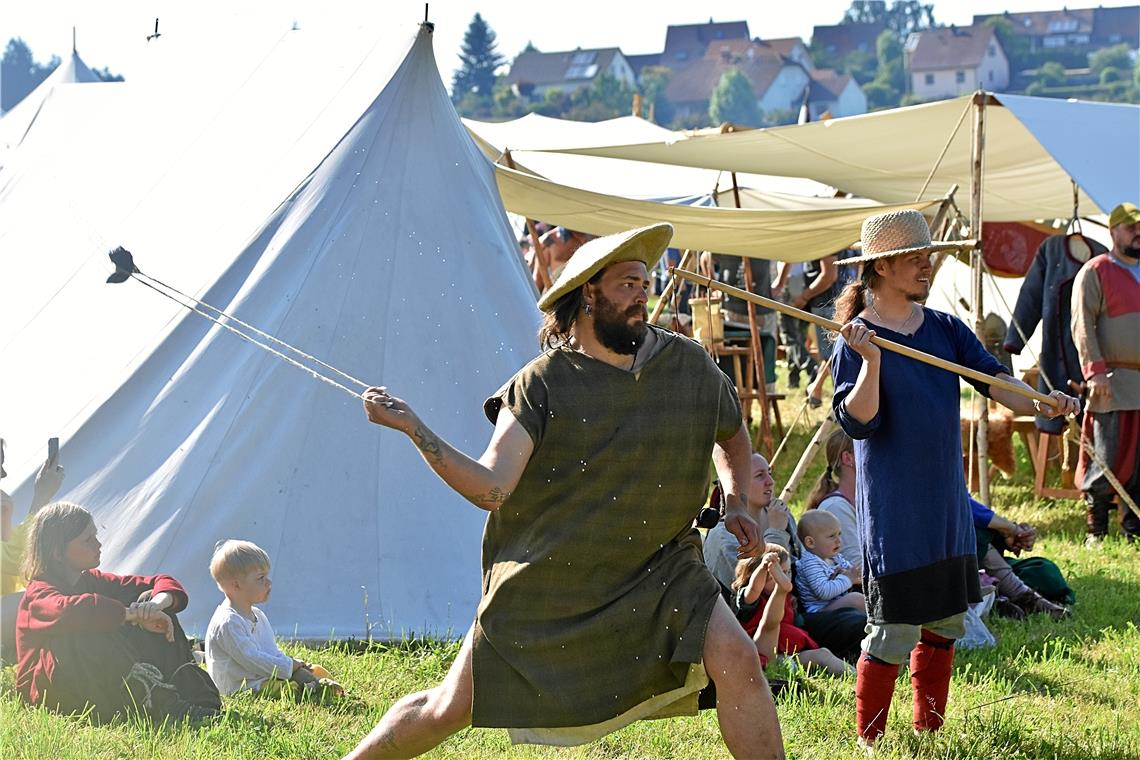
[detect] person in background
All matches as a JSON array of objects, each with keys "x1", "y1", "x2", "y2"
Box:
[
  {"x1": 732, "y1": 546, "x2": 852, "y2": 676},
  {"x1": 1071, "y1": 201, "x2": 1140, "y2": 545},
  {"x1": 1, "y1": 441, "x2": 66, "y2": 663},
  {"x1": 205, "y1": 539, "x2": 342, "y2": 699},
  {"x1": 804, "y1": 429, "x2": 861, "y2": 573},
  {"x1": 14, "y1": 503, "x2": 221, "y2": 723},
  {"x1": 831, "y1": 209, "x2": 1079, "y2": 748},
  {"x1": 794, "y1": 511, "x2": 865, "y2": 615}
]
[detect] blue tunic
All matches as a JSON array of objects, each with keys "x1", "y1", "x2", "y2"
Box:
[{"x1": 831, "y1": 308, "x2": 1008, "y2": 624}]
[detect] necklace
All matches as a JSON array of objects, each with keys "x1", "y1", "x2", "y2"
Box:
[{"x1": 870, "y1": 300, "x2": 919, "y2": 334}]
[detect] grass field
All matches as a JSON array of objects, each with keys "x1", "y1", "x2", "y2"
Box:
[{"x1": 2, "y1": 382, "x2": 1138, "y2": 759}]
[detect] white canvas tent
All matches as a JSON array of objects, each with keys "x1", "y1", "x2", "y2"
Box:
[
  {"x1": 0, "y1": 49, "x2": 102, "y2": 160},
  {"x1": 1, "y1": 21, "x2": 439, "y2": 473},
  {"x1": 3, "y1": 23, "x2": 538, "y2": 639},
  {"x1": 552, "y1": 93, "x2": 1140, "y2": 220}
]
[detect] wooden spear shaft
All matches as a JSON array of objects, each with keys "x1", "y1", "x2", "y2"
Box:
[{"x1": 670, "y1": 267, "x2": 1065, "y2": 410}]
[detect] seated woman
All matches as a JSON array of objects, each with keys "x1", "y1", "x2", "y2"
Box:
[
  {"x1": 14, "y1": 502, "x2": 221, "y2": 723},
  {"x1": 732, "y1": 546, "x2": 852, "y2": 676},
  {"x1": 970, "y1": 498, "x2": 1071, "y2": 621},
  {"x1": 805, "y1": 429, "x2": 861, "y2": 573}
]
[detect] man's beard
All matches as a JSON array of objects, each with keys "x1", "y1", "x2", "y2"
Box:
[{"x1": 593, "y1": 293, "x2": 648, "y2": 355}]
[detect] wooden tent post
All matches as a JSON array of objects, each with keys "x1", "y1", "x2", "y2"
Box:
[
  {"x1": 649, "y1": 249, "x2": 694, "y2": 325},
  {"x1": 731, "y1": 172, "x2": 774, "y2": 456},
  {"x1": 970, "y1": 92, "x2": 990, "y2": 504},
  {"x1": 778, "y1": 413, "x2": 838, "y2": 504},
  {"x1": 503, "y1": 150, "x2": 554, "y2": 292}
]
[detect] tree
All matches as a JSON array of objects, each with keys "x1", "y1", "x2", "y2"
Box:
[
  {"x1": 874, "y1": 29, "x2": 905, "y2": 93},
  {"x1": 638, "y1": 65, "x2": 675, "y2": 124},
  {"x1": 841, "y1": 1, "x2": 936, "y2": 37},
  {"x1": 1090, "y1": 44, "x2": 1132, "y2": 76},
  {"x1": 708, "y1": 68, "x2": 760, "y2": 127},
  {"x1": 451, "y1": 13, "x2": 505, "y2": 103},
  {"x1": 841, "y1": 48, "x2": 878, "y2": 85},
  {"x1": 2, "y1": 38, "x2": 56, "y2": 111},
  {"x1": 982, "y1": 17, "x2": 1028, "y2": 71}
]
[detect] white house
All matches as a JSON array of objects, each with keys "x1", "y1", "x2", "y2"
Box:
[{"x1": 906, "y1": 25, "x2": 1010, "y2": 100}]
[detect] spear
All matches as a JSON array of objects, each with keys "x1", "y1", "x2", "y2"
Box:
[{"x1": 669, "y1": 267, "x2": 1064, "y2": 411}]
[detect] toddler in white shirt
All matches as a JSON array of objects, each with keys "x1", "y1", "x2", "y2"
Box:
[{"x1": 205, "y1": 540, "x2": 340, "y2": 697}]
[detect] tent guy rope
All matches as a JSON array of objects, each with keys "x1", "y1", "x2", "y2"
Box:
[{"x1": 105, "y1": 247, "x2": 369, "y2": 402}]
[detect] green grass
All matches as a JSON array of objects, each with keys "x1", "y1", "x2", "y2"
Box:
[{"x1": 2, "y1": 368, "x2": 1138, "y2": 759}]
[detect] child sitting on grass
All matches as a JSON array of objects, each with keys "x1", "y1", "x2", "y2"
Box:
[
  {"x1": 205, "y1": 539, "x2": 342, "y2": 700},
  {"x1": 795, "y1": 510, "x2": 866, "y2": 614},
  {"x1": 733, "y1": 545, "x2": 852, "y2": 676},
  {"x1": 14, "y1": 503, "x2": 221, "y2": 723}
]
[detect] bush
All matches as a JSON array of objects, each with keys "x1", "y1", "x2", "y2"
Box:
[
  {"x1": 1037, "y1": 61, "x2": 1067, "y2": 87},
  {"x1": 862, "y1": 80, "x2": 900, "y2": 110},
  {"x1": 1100, "y1": 66, "x2": 1122, "y2": 85}
]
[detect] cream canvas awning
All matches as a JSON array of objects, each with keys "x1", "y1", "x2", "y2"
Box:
[
  {"x1": 548, "y1": 94, "x2": 1140, "y2": 220},
  {"x1": 494, "y1": 163, "x2": 938, "y2": 261}
]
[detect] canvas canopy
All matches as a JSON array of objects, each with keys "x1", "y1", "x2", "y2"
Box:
[
  {"x1": 465, "y1": 113, "x2": 831, "y2": 200},
  {"x1": 3, "y1": 22, "x2": 538, "y2": 639},
  {"x1": 551, "y1": 93, "x2": 1140, "y2": 221},
  {"x1": 465, "y1": 116, "x2": 939, "y2": 261},
  {"x1": 493, "y1": 164, "x2": 938, "y2": 261}
]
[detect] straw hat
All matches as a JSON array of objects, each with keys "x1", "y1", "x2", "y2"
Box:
[
  {"x1": 536, "y1": 223, "x2": 673, "y2": 312},
  {"x1": 840, "y1": 209, "x2": 967, "y2": 266}
]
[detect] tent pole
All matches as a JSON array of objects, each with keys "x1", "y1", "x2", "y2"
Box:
[
  {"x1": 649, "y1": 249, "x2": 694, "y2": 325},
  {"x1": 778, "y1": 412, "x2": 838, "y2": 504},
  {"x1": 503, "y1": 150, "x2": 554, "y2": 292},
  {"x1": 731, "y1": 171, "x2": 774, "y2": 456},
  {"x1": 970, "y1": 92, "x2": 990, "y2": 504}
]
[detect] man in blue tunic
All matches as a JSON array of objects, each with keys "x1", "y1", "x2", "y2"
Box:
[{"x1": 829, "y1": 210, "x2": 1079, "y2": 747}]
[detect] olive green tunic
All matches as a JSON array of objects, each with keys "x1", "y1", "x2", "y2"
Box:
[{"x1": 475, "y1": 327, "x2": 742, "y2": 738}]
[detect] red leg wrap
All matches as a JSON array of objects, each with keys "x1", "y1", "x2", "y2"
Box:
[
  {"x1": 856, "y1": 654, "x2": 900, "y2": 743},
  {"x1": 910, "y1": 631, "x2": 954, "y2": 732}
]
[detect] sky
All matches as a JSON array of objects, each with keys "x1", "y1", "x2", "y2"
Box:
[{"x1": 4, "y1": 0, "x2": 1137, "y2": 94}]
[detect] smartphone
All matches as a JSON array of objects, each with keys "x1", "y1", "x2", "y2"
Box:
[{"x1": 48, "y1": 437, "x2": 60, "y2": 465}]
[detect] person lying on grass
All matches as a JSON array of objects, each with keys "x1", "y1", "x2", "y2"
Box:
[
  {"x1": 14, "y1": 502, "x2": 221, "y2": 723},
  {"x1": 205, "y1": 539, "x2": 343, "y2": 701},
  {"x1": 732, "y1": 545, "x2": 853, "y2": 676}
]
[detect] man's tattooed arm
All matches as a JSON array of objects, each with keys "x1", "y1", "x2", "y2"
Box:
[
  {"x1": 469, "y1": 487, "x2": 511, "y2": 509},
  {"x1": 411, "y1": 425, "x2": 445, "y2": 469}
]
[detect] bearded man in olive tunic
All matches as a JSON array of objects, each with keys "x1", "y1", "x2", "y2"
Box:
[{"x1": 347, "y1": 224, "x2": 784, "y2": 759}]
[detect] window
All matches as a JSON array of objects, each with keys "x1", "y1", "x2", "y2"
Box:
[
  {"x1": 925, "y1": 73, "x2": 935, "y2": 85},
  {"x1": 571, "y1": 51, "x2": 596, "y2": 65},
  {"x1": 956, "y1": 70, "x2": 966, "y2": 83},
  {"x1": 1043, "y1": 35, "x2": 1065, "y2": 48},
  {"x1": 988, "y1": 70, "x2": 994, "y2": 82},
  {"x1": 565, "y1": 64, "x2": 598, "y2": 79},
  {"x1": 988, "y1": 44, "x2": 996, "y2": 57},
  {"x1": 1047, "y1": 19, "x2": 1078, "y2": 33}
]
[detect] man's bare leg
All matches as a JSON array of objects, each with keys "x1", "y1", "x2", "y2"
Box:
[
  {"x1": 343, "y1": 627, "x2": 475, "y2": 759},
  {"x1": 703, "y1": 597, "x2": 785, "y2": 760}
]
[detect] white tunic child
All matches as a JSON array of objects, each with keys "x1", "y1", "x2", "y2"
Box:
[{"x1": 205, "y1": 602, "x2": 294, "y2": 695}]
